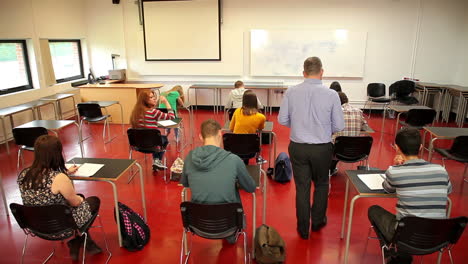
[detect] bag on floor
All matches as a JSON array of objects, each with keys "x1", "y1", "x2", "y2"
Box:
[
  {"x1": 255, "y1": 224, "x2": 286, "y2": 264},
  {"x1": 115, "y1": 202, "x2": 150, "y2": 251},
  {"x1": 170, "y1": 157, "x2": 184, "y2": 181},
  {"x1": 273, "y1": 152, "x2": 292, "y2": 183}
]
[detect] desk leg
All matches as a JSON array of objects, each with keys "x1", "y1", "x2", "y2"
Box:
[
  {"x1": 0, "y1": 173, "x2": 8, "y2": 216},
  {"x1": 380, "y1": 106, "x2": 387, "y2": 141},
  {"x1": 340, "y1": 178, "x2": 350, "y2": 239},
  {"x1": 252, "y1": 192, "x2": 256, "y2": 259},
  {"x1": 117, "y1": 103, "x2": 124, "y2": 134},
  {"x1": 428, "y1": 137, "x2": 439, "y2": 162},
  {"x1": 395, "y1": 112, "x2": 403, "y2": 135},
  {"x1": 262, "y1": 169, "x2": 267, "y2": 225},
  {"x1": 107, "y1": 181, "x2": 122, "y2": 247},
  {"x1": 344, "y1": 195, "x2": 362, "y2": 264},
  {"x1": 135, "y1": 162, "x2": 147, "y2": 221},
  {"x1": 73, "y1": 122, "x2": 84, "y2": 158},
  {"x1": 1, "y1": 117, "x2": 9, "y2": 155}
]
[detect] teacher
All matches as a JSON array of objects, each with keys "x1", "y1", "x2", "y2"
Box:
[{"x1": 278, "y1": 56, "x2": 344, "y2": 239}]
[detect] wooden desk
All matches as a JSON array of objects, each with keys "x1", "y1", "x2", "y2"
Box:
[{"x1": 79, "y1": 83, "x2": 164, "y2": 124}]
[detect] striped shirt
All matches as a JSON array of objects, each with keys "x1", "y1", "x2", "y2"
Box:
[
  {"x1": 138, "y1": 108, "x2": 175, "y2": 129},
  {"x1": 334, "y1": 103, "x2": 368, "y2": 137},
  {"x1": 383, "y1": 159, "x2": 452, "y2": 220}
]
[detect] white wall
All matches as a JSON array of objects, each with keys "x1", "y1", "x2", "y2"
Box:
[
  {"x1": 454, "y1": 2, "x2": 468, "y2": 85},
  {"x1": 84, "y1": 0, "x2": 468, "y2": 107}
]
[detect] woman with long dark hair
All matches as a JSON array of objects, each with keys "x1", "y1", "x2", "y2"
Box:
[{"x1": 17, "y1": 135, "x2": 101, "y2": 261}]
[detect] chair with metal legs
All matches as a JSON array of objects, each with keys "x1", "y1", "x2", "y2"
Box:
[
  {"x1": 363, "y1": 83, "x2": 391, "y2": 118},
  {"x1": 77, "y1": 103, "x2": 113, "y2": 145},
  {"x1": 333, "y1": 136, "x2": 374, "y2": 172},
  {"x1": 12, "y1": 127, "x2": 48, "y2": 170},
  {"x1": 434, "y1": 136, "x2": 468, "y2": 183}
]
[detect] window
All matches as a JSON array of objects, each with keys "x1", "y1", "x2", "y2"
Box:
[
  {"x1": 0, "y1": 40, "x2": 33, "y2": 95},
  {"x1": 49, "y1": 40, "x2": 84, "y2": 83}
]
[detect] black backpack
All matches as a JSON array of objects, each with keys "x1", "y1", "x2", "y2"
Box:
[
  {"x1": 273, "y1": 152, "x2": 292, "y2": 183},
  {"x1": 115, "y1": 202, "x2": 151, "y2": 251}
]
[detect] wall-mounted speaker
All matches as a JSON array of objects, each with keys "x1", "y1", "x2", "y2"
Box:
[{"x1": 112, "y1": 0, "x2": 120, "y2": 4}]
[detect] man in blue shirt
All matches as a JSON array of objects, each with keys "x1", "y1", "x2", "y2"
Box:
[{"x1": 278, "y1": 57, "x2": 344, "y2": 239}]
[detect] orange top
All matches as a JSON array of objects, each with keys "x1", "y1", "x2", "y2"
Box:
[{"x1": 230, "y1": 108, "x2": 266, "y2": 134}]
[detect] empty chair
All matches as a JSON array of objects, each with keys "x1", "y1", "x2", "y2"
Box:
[
  {"x1": 12, "y1": 127, "x2": 48, "y2": 170},
  {"x1": 364, "y1": 83, "x2": 391, "y2": 118},
  {"x1": 435, "y1": 136, "x2": 468, "y2": 183},
  {"x1": 334, "y1": 136, "x2": 373, "y2": 170},
  {"x1": 127, "y1": 128, "x2": 168, "y2": 182},
  {"x1": 390, "y1": 80, "x2": 419, "y2": 105},
  {"x1": 179, "y1": 201, "x2": 248, "y2": 264},
  {"x1": 9, "y1": 203, "x2": 111, "y2": 264},
  {"x1": 368, "y1": 215, "x2": 468, "y2": 264},
  {"x1": 77, "y1": 103, "x2": 112, "y2": 144},
  {"x1": 399, "y1": 109, "x2": 436, "y2": 129}
]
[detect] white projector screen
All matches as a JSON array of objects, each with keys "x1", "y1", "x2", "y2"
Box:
[{"x1": 142, "y1": 0, "x2": 221, "y2": 61}]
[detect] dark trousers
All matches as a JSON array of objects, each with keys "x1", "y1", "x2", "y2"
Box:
[
  {"x1": 288, "y1": 141, "x2": 332, "y2": 233},
  {"x1": 368, "y1": 205, "x2": 413, "y2": 263},
  {"x1": 151, "y1": 135, "x2": 169, "y2": 160}
]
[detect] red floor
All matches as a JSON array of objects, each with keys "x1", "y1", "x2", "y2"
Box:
[{"x1": 0, "y1": 109, "x2": 467, "y2": 264}]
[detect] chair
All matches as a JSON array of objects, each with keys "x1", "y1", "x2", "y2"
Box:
[
  {"x1": 399, "y1": 109, "x2": 436, "y2": 129},
  {"x1": 334, "y1": 136, "x2": 373, "y2": 170},
  {"x1": 179, "y1": 201, "x2": 248, "y2": 264},
  {"x1": 12, "y1": 127, "x2": 48, "y2": 170},
  {"x1": 389, "y1": 80, "x2": 419, "y2": 105},
  {"x1": 435, "y1": 136, "x2": 468, "y2": 183},
  {"x1": 9, "y1": 203, "x2": 111, "y2": 264},
  {"x1": 364, "y1": 83, "x2": 391, "y2": 118},
  {"x1": 369, "y1": 215, "x2": 468, "y2": 264},
  {"x1": 127, "y1": 128, "x2": 168, "y2": 183},
  {"x1": 77, "y1": 103, "x2": 113, "y2": 144}
]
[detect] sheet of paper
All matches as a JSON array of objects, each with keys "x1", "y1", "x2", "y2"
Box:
[
  {"x1": 65, "y1": 163, "x2": 105, "y2": 177},
  {"x1": 157, "y1": 120, "x2": 177, "y2": 127},
  {"x1": 357, "y1": 174, "x2": 386, "y2": 190}
]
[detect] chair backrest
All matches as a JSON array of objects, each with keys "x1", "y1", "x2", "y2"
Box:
[
  {"x1": 392, "y1": 216, "x2": 468, "y2": 256},
  {"x1": 367, "y1": 83, "x2": 386, "y2": 98},
  {"x1": 223, "y1": 133, "x2": 260, "y2": 156},
  {"x1": 77, "y1": 103, "x2": 103, "y2": 118},
  {"x1": 180, "y1": 202, "x2": 244, "y2": 240},
  {"x1": 156, "y1": 107, "x2": 168, "y2": 113},
  {"x1": 390, "y1": 80, "x2": 416, "y2": 97},
  {"x1": 12, "y1": 127, "x2": 48, "y2": 147},
  {"x1": 450, "y1": 136, "x2": 468, "y2": 158},
  {"x1": 334, "y1": 136, "x2": 373, "y2": 163},
  {"x1": 127, "y1": 128, "x2": 164, "y2": 149},
  {"x1": 405, "y1": 109, "x2": 436, "y2": 127},
  {"x1": 9, "y1": 203, "x2": 78, "y2": 240}
]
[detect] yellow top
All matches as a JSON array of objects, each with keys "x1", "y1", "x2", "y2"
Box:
[{"x1": 230, "y1": 108, "x2": 266, "y2": 134}]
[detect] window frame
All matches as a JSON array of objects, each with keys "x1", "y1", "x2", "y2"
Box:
[
  {"x1": 0, "y1": 40, "x2": 33, "y2": 96},
  {"x1": 49, "y1": 39, "x2": 85, "y2": 83}
]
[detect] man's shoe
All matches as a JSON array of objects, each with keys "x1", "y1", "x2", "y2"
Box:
[
  {"x1": 256, "y1": 157, "x2": 267, "y2": 164},
  {"x1": 312, "y1": 216, "x2": 327, "y2": 231},
  {"x1": 297, "y1": 228, "x2": 309, "y2": 239},
  {"x1": 153, "y1": 159, "x2": 167, "y2": 170}
]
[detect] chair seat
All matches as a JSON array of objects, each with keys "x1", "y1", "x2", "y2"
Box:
[
  {"x1": 83, "y1": 115, "x2": 109, "y2": 122},
  {"x1": 434, "y1": 148, "x2": 468, "y2": 163},
  {"x1": 21, "y1": 146, "x2": 34, "y2": 152},
  {"x1": 370, "y1": 97, "x2": 391, "y2": 103},
  {"x1": 335, "y1": 153, "x2": 368, "y2": 163}
]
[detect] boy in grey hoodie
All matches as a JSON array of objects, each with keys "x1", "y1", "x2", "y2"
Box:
[{"x1": 181, "y1": 119, "x2": 256, "y2": 204}]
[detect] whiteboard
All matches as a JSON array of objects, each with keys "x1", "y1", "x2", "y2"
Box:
[
  {"x1": 250, "y1": 29, "x2": 367, "y2": 77},
  {"x1": 142, "y1": 0, "x2": 220, "y2": 61}
]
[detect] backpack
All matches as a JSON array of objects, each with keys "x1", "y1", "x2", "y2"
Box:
[
  {"x1": 115, "y1": 202, "x2": 151, "y2": 251},
  {"x1": 255, "y1": 224, "x2": 286, "y2": 264},
  {"x1": 274, "y1": 152, "x2": 292, "y2": 183},
  {"x1": 170, "y1": 157, "x2": 184, "y2": 181}
]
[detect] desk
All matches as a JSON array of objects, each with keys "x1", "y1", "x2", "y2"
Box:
[
  {"x1": 80, "y1": 101, "x2": 124, "y2": 133},
  {"x1": 381, "y1": 105, "x2": 431, "y2": 137},
  {"x1": 68, "y1": 158, "x2": 146, "y2": 247},
  {"x1": 40, "y1": 93, "x2": 77, "y2": 120},
  {"x1": 415, "y1": 82, "x2": 446, "y2": 121},
  {"x1": 341, "y1": 170, "x2": 452, "y2": 264},
  {"x1": 444, "y1": 85, "x2": 468, "y2": 127},
  {"x1": 422, "y1": 127, "x2": 468, "y2": 161},
  {"x1": 79, "y1": 83, "x2": 164, "y2": 124},
  {"x1": 0, "y1": 104, "x2": 36, "y2": 154},
  {"x1": 15, "y1": 120, "x2": 84, "y2": 157}
]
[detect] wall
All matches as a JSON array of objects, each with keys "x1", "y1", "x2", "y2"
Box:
[
  {"x1": 84, "y1": 0, "x2": 468, "y2": 107},
  {"x1": 454, "y1": 2, "x2": 468, "y2": 85}
]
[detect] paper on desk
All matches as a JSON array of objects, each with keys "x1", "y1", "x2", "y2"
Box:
[
  {"x1": 357, "y1": 174, "x2": 386, "y2": 190},
  {"x1": 65, "y1": 163, "x2": 104, "y2": 177},
  {"x1": 157, "y1": 120, "x2": 177, "y2": 127}
]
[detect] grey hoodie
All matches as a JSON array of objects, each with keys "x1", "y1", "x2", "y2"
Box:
[{"x1": 181, "y1": 145, "x2": 256, "y2": 204}]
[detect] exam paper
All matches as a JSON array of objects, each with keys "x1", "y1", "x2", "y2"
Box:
[
  {"x1": 157, "y1": 120, "x2": 177, "y2": 127},
  {"x1": 65, "y1": 163, "x2": 105, "y2": 177},
  {"x1": 357, "y1": 174, "x2": 386, "y2": 190}
]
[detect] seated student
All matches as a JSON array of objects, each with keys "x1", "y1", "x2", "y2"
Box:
[
  {"x1": 158, "y1": 85, "x2": 185, "y2": 141},
  {"x1": 230, "y1": 90, "x2": 266, "y2": 164},
  {"x1": 130, "y1": 90, "x2": 175, "y2": 170},
  {"x1": 368, "y1": 128, "x2": 452, "y2": 264},
  {"x1": 181, "y1": 119, "x2": 256, "y2": 243},
  {"x1": 330, "y1": 92, "x2": 370, "y2": 175},
  {"x1": 330, "y1": 81, "x2": 342, "y2": 92},
  {"x1": 17, "y1": 135, "x2": 102, "y2": 261},
  {"x1": 225, "y1": 80, "x2": 263, "y2": 120}
]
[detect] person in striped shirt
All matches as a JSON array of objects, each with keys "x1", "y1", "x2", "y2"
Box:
[
  {"x1": 130, "y1": 90, "x2": 175, "y2": 170},
  {"x1": 368, "y1": 128, "x2": 452, "y2": 264}
]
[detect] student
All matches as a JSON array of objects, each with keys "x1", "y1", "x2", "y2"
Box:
[
  {"x1": 181, "y1": 119, "x2": 256, "y2": 243},
  {"x1": 225, "y1": 80, "x2": 263, "y2": 120},
  {"x1": 130, "y1": 90, "x2": 175, "y2": 170},
  {"x1": 330, "y1": 81, "x2": 342, "y2": 92},
  {"x1": 230, "y1": 90, "x2": 266, "y2": 164},
  {"x1": 158, "y1": 85, "x2": 185, "y2": 140},
  {"x1": 17, "y1": 135, "x2": 102, "y2": 261},
  {"x1": 368, "y1": 128, "x2": 452, "y2": 264}
]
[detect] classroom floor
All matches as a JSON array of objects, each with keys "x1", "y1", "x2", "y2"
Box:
[{"x1": 0, "y1": 109, "x2": 467, "y2": 264}]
